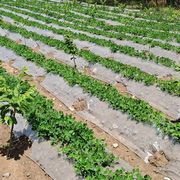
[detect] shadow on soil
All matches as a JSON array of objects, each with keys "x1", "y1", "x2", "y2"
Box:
[{"x1": 0, "y1": 135, "x2": 32, "y2": 160}]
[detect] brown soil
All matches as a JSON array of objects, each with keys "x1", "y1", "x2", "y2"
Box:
[
  {"x1": 159, "y1": 74, "x2": 173, "y2": 81},
  {"x1": 0, "y1": 61, "x2": 165, "y2": 180},
  {"x1": 83, "y1": 66, "x2": 92, "y2": 75},
  {"x1": 114, "y1": 82, "x2": 130, "y2": 96},
  {"x1": 15, "y1": 39, "x2": 22, "y2": 44},
  {"x1": 32, "y1": 44, "x2": 41, "y2": 54},
  {"x1": 0, "y1": 125, "x2": 51, "y2": 180},
  {"x1": 149, "y1": 151, "x2": 169, "y2": 167},
  {"x1": 82, "y1": 46, "x2": 90, "y2": 51},
  {"x1": 72, "y1": 99, "x2": 87, "y2": 111},
  {"x1": 45, "y1": 52, "x2": 55, "y2": 59}
]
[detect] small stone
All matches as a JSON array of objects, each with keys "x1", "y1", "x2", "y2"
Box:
[
  {"x1": 132, "y1": 95, "x2": 136, "y2": 99},
  {"x1": 26, "y1": 173, "x2": 30, "y2": 177},
  {"x1": 69, "y1": 106, "x2": 74, "y2": 111},
  {"x1": 164, "y1": 177, "x2": 171, "y2": 180},
  {"x1": 101, "y1": 120, "x2": 105, "y2": 125},
  {"x1": 92, "y1": 68, "x2": 97, "y2": 74},
  {"x1": 112, "y1": 124, "x2": 118, "y2": 129},
  {"x1": 132, "y1": 131, "x2": 137, "y2": 136},
  {"x1": 112, "y1": 143, "x2": 119, "y2": 148},
  {"x1": 3, "y1": 172, "x2": 11, "y2": 177},
  {"x1": 52, "y1": 98, "x2": 55, "y2": 101},
  {"x1": 144, "y1": 152, "x2": 153, "y2": 164},
  {"x1": 152, "y1": 141, "x2": 160, "y2": 152},
  {"x1": 164, "y1": 136, "x2": 169, "y2": 141}
]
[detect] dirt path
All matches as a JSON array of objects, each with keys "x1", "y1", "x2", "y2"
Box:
[{"x1": 0, "y1": 125, "x2": 51, "y2": 180}]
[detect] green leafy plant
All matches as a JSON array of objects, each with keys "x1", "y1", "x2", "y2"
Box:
[
  {"x1": 100, "y1": 0, "x2": 107, "y2": 6},
  {"x1": 0, "y1": 35, "x2": 179, "y2": 140},
  {"x1": 63, "y1": 2, "x2": 71, "y2": 15},
  {"x1": 0, "y1": 18, "x2": 179, "y2": 96},
  {"x1": 0, "y1": 66, "x2": 150, "y2": 179},
  {"x1": 0, "y1": 68, "x2": 35, "y2": 158},
  {"x1": 64, "y1": 35, "x2": 78, "y2": 68},
  {"x1": 89, "y1": 3, "x2": 97, "y2": 18},
  {"x1": 2, "y1": 2, "x2": 180, "y2": 54}
]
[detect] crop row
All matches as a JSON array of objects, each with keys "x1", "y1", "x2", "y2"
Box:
[
  {"x1": 71, "y1": 3, "x2": 180, "y2": 33},
  {"x1": 28, "y1": 0, "x2": 180, "y2": 33},
  {"x1": 0, "y1": 66, "x2": 149, "y2": 179},
  {"x1": 70, "y1": 0, "x2": 180, "y2": 24},
  {"x1": 0, "y1": 18, "x2": 179, "y2": 97},
  {"x1": 2, "y1": 1, "x2": 180, "y2": 53},
  {"x1": 109, "y1": 6, "x2": 180, "y2": 24},
  {"x1": 0, "y1": 19, "x2": 156, "y2": 85},
  {"x1": 0, "y1": 6, "x2": 179, "y2": 72},
  {"x1": 5, "y1": 0, "x2": 180, "y2": 46},
  {"x1": 83, "y1": 5, "x2": 179, "y2": 25},
  {"x1": 40, "y1": 0, "x2": 180, "y2": 34},
  {"x1": 0, "y1": 35, "x2": 179, "y2": 139},
  {"x1": 81, "y1": 6, "x2": 180, "y2": 33}
]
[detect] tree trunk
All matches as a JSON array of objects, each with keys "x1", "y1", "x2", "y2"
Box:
[
  {"x1": 72, "y1": 56, "x2": 77, "y2": 69},
  {"x1": 7, "y1": 124, "x2": 14, "y2": 159},
  {"x1": 7, "y1": 109, "x2": 16, "y2": 159}
]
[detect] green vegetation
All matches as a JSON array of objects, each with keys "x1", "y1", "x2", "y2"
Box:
[
  {"x1": 0, "y1": 1, "x2": 179, "y2": 178},
  {"x1": 1, "y1": 1, "x2": 180, "y2": 54},
  {"x1": 0, "y1": 18, "x2": 179, "y2": 96},
  {"x1": 0, "y1": 66, "x2": 150, "y2": 179},
  {"x1": 0, "y1": 35, "x2": 179, "y2": 140},
  {"x1": 0, "y1": 67, "x2": 35, "y2": 158}
]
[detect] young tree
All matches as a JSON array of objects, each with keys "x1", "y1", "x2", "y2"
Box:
[
  {"x1": 0, "y1": 68, "x2": 35, "y2": 158},
  {"x1": 89, "y1": 3, "x2": 97, "y2": 18},
  {"x1": 64, "y1": 35, "x2": 78, "y2": 68}
]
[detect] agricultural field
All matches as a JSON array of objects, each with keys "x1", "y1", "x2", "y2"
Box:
[{"x1": 0, "y1": 0, "x2": 179, "y2": 179}]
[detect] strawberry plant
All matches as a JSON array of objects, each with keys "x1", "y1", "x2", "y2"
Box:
[
  {"x1": 2, "y1": 1, "x2": 180, "y2": 53},
  {"x1": 0, "y1": 66, "x2": 149, "y2": 179},
  {"x1": 0, "y1": 35, "x2": 179, "y2": 140},
  {"x1": 0, "y1": 18, "x2": 179, "y2": 96},
  {"x1": 89, "y1": 3, "x2": 97, "y2": 18},
  {"x1": 1, "y1": 3, "x2": 178, "y2": 70}
]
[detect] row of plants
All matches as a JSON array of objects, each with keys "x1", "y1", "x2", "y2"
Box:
[
  {"x1": 82, "y1": 6, "x2": 180, "y2": 32},
  {"x1": 1, "y1": 0, "x2": 180, "y2": 52},
  {"x1": 70, "y1": 0, "x2": 180, "y2": 24},
  {"x1": 47, "y1": 0, "x2": 179, "y2": 23},
  {"x1": 0, "y1": 18, "x2": 180, "y2": 96},
  {"x1": 35, "y1": 0, "x2": 180, "y2": 33},
  {"x1": 109, "y1": 5, "x2": 180, "y2": 24},
  {"x1": 41, "y1": 0, "x2": 180, "y2": 33},
  {"x1": 44, "y1": 0, "x2": 180, "y2": 24},
  {"x1": 0, "y1": 17, "x2": 155, "y2": 86},
  {"x1": 4, "y1": 0, "x2": 180, "y2": 44},
  {"x1": 70, "y1": 3, "x2": 180, "y2": 33},
  {"x1": 2, "y1": 1, "x2": 180, "y2": 54},
  {"x1": 84, "y1": 4, "x2": 180, "y2": 25},
  {"x1": 0, "y1": 66, "x2": 148, "y2": 179},
  {"x1": 0, "y1": 7, "x2": 179, "y2": 72},
  {"x1": 0, "y1": 34, "x2": 180, "y2": 140}
]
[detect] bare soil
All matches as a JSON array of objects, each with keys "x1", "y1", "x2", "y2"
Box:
[
  {"x1": 83, "y1": 66, "x2": 92, "y2": 75},
  {"x1": 149, "y1": 151, "x2": 169, "y2": 167},
  {"x1": 0, "y1": 125, "x2": 51, "y2": 180},
  {"x1": 114, "y1": 82, "x2": 130, "y2": 96},
  {"x1": 72, "y1": 99, "x2": 88, "y2": 111}
]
